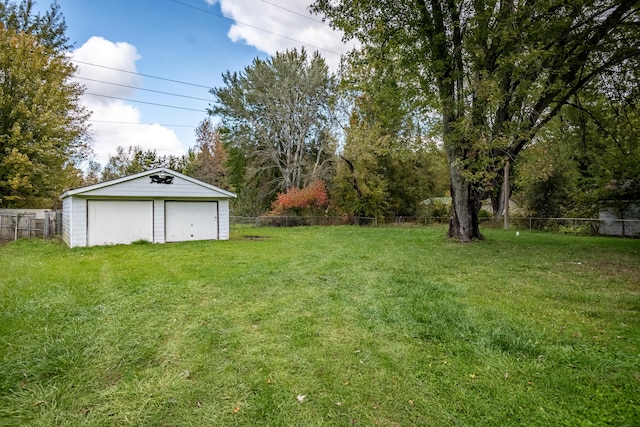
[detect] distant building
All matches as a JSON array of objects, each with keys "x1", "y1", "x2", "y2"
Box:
[{"x1": 598, "y1": 203, "x2": 640, "y2": 237}]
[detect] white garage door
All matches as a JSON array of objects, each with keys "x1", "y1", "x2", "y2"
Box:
[
  {"x1": 87, "y1": 200, "x2": 153, "y2": 246},
  {"x1": 165, "y1": 201, "x2": 218, "y2": 242}
]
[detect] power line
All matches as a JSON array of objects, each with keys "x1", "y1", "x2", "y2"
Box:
[
  {"x1": 170, "y1": 0, "x2": 342, "y2": 56},
  {"x1": 89, "y1": 119, "x2": 197, "y2": 128},
  {"x1": 259, "y1": 0, "x2": 327, "y2": 25},
  {"x1": 84, "y1": 92, "x2": 207, "y2": 112},
  {"x1": 76, "y1": 76, "x2": 214, "y2": 102},
  {"x1": 72, "y1": 59, "x2": 212, "y2": 89}
]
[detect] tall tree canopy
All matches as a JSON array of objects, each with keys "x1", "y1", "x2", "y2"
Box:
[
  {"x1": 101, "y1": 146, "x2": 187, "y2": 182},
  {"x1": 209, "y1": 48, "x2": 336, "y2": 213},
  {"x1": 516, "y1": 65, "x2": 640, "y2": 220},
  {"x1": 312, "y1": 0, "x2": 640, "y2": 241},
  {"x1": 333, "y1": 53, "x2": 449, "y2": 218},
  {"x1": 0, "y1": 0, "x2": 69, "y2": 50},
  {"x1": 0, "y1": 0, "x2": 90, "y2": 208},
  {"x1": 185, "y1": 119, "x2": 229, "y2": 188}
]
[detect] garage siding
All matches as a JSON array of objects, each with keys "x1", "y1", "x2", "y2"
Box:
[
  {"x1": 79, "y1": 175, "x2": 228, "y2": 198},
  {"x1": 218, "y1": 199, "x2": 230, "y2": 240},
  {"x1": 64, "y1": 197, "x2": 88, "y2": 248},
  {"x1": 62, "y1": 197, "x2": 72, "y2": 246}
]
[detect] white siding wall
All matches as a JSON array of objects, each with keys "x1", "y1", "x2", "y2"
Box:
[
  {"x1": 153, "y1": 200, "x2": 165, "y2": 243},
  {"x1": 73, "y1": 197, "x2": 88, "y2": 248},
  {"x1": 64, "y1": 196, "x2": 88, "y2": 248},
  {"x1": 218, "y1": 199, "x2": 230, "y2": 240},
  {"x1": 62, "y1": 197, "x2": 72, "y2": 246},
  {"x1": 81, "y1": 175, "x2": 232, "y2": 198}
]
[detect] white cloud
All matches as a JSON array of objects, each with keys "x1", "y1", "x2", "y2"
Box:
[
  {"x1": 72, "y1": 37, "x2": 185, "y2": 165},
  {"x1": 205, "y1": 0, "x2": 354, "y2": 69}
]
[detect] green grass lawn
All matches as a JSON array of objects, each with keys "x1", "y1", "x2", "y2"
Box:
[{"x1": 1, "y1": 226, "x2": 638, "y2": 426}]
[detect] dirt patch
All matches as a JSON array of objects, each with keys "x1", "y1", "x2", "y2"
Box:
[{"x1": 243, "y1": 235, "x2": 269, "y2": 240}]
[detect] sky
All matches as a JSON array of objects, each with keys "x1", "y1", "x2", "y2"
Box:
[{"x1": 38, "y1": 0, "x2": 353, "y2": 165}]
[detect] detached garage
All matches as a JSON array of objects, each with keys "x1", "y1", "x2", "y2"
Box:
[{"x1": 60, "y1": 168, "x2": 236, "y2": 248}]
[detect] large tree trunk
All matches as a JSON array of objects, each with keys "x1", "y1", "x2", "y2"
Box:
[{"x1": 447, "y1": 155, "x2": 484, "y2": 242}]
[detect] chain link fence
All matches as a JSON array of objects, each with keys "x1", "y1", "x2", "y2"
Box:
[
  {"x1": 231, "y1": 216, "x2": 378, "y2": 228},
  {"x1": 232, "y1": 215, "x2": 640, "y2": 237},
  {"x1": 2, "y1": 212, "x2": 636, "y2": 242}
]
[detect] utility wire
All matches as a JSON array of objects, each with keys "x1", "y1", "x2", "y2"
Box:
[
  {"x1": 84, "y1": 92, "x2": 207, "y2": 112},
  {"x1": 89, "y1": 119, "x2": 197, "y2": 128},
  {"x1": 170, "y1": 0, "x2": 342, "y2": 56},
  {"x1": 259, "y1": 0, "x2": 327, "y2": 25},
  {"x1": 76, "y1": 76, "x2": 214, "y2": 102},
  {"x1": 72, "y1": 59, "x2": 212, "y2": 89}
]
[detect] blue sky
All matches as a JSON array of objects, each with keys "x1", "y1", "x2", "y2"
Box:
[{"x1": 40, "y1": 0, "x2": 350, "y2": 164}]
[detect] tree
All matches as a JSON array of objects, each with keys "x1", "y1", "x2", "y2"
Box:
[
  {"x1": 515, "y1": 138, "x2": 580, "y2": 219},
  {"x1": 101, "y1": 146, "x2": 187, "y2": 181},
  {"x1": 516, "y1": 70, "x2": 640, "y2": 220},
  {"x1": 210, "y1": 48, "x2": 337, "y2": 213},
  {"x1": 333, "y1": 58, "x2": 449, "y2": 218},
  {"x1": 186, "y1": 119, "x2": 229, "y2": 188},
  {"x1": 0, "y1": 0, "x2": 90, "y2": 208},
  {"x1": 312, "y1": 0, "x2": 640, "y2": 241},
  {"x1": 0, "y1": 0, "x2": 69, "y2": 50}
]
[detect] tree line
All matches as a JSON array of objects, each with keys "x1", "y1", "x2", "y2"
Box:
[{"x1": 1, "y1": 0, "x2": 638, "y2": 241}]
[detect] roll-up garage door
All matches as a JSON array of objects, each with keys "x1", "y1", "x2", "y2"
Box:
[
  {"x1": 165, "y1": 201, "x2": 218, "y2": 242},
  {"x1": 87, "y1": 200, "x2": 153, "y2": 246}
]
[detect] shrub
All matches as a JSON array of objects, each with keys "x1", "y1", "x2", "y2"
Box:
[{"x1": 269, "y1": 180, "x2": 329, "y2": 216}]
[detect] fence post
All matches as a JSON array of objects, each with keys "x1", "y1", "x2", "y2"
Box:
[
  {"x1": 14, "y1": 214, "x2": 19, "y2": 241},
  {"x1": 44, "y1": 211, "x2": 50, "y2": 240}
]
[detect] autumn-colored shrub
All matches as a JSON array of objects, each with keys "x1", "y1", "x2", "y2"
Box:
[{"x1": 269, "y1": 180, "x2": 329, "y2": 216}]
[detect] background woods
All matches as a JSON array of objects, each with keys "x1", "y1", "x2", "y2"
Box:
[{"x1": 2, "y1": 0, "x2": 638, "y2": 240}]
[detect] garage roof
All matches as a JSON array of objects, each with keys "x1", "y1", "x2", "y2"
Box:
[{"x1": 60, "y1": 167, "x2": 237, "y2": 199}]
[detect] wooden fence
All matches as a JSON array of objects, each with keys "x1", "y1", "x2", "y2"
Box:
[{"x1": 0, "y1": 211, "x2": 61, "y2": 241}]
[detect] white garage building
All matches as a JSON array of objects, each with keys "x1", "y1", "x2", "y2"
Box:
[{"x1": 60, "y1": 168, "x2": 236, "y2": 247}]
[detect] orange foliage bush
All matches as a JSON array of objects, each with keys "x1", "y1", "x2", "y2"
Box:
[{"x1": 270, "y1": 180, "x2": 329, "y2": 215}]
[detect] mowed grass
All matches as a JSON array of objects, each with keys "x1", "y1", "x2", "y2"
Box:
[{"x1": 0, "y1": 226, "x2": 638, "y2": 426}]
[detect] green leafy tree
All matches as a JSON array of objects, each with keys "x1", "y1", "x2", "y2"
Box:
[
  {"x1": 0, "y1": 0, "x2": 69, "y2": 50},
  {"x1": 312, "y1": 0, "x2": 640, "y2": 241},
  {"x1": 333, "y1": 60, "x2": 449, "y2": 217},
  {"x1": 101, "y1": 146, "x2": 187, "y2": 181},
  {"x1": 515, "y1": 139, "x2": 580, "y2": 219},
  {"x1": 210, "y1": 48, "x2": 337, "y2": 213},
  {"x1": 516, "y1": 71, "x2": 640, "y2": 219},
  {"x1": 0, "y1": 0, "x2": 90, "y2": 208}
]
